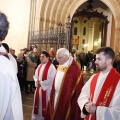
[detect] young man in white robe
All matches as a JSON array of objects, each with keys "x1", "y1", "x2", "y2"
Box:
[
  {"x1": 32, "y1": 51, "x2": 56, "y2": 120},
  {"x1": 78, "y1": 47, "x2": 120, "y2": 120},
  {"x1": 0, "y1": 12, "x2": 23, "y2": 120}
]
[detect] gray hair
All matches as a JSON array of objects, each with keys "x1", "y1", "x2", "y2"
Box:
[
  {"x1": 56, "y1": 48, "x2": 70, "y2": 57},
  {"x1": 0, "y1": 12, "x2": 9, "y2": 41}
]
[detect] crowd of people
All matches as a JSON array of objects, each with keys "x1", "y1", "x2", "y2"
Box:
[
  {"x1": 73, "y1": 48, "x2": 120, "y2": 73},
  {"x1": 0, "y1": 11, "x2": 120, "y2": 120}
]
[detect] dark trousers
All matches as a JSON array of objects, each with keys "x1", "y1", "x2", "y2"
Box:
[{"x1": 80, "y1": 60, "x2": 84, "y2": 70}]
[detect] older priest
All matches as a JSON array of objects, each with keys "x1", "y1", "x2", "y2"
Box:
[{"x1": 45, "y1": 48, "x2": 84, "y2": 120}]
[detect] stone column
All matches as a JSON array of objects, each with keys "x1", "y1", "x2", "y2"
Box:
[
  {"x1": 110, "y1": 15, "x2": 115, "y2": 49},
  {"x1": 114, "y1": 28, "x2": 120, "y2": 52},
  {"x1": 27, "y1": 0, "x2": 37, "y2": 48}
]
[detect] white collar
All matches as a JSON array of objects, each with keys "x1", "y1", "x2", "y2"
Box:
[{"x1": 0, "y1": 45, "x2": 6, "y2": 52}]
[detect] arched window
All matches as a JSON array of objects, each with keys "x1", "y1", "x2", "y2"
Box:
[
  {"x1": 83, "y1": 27, "x2": 86, "y2": 35},
  {"x1": 74, "y1": 27, "x2": 77, "y2": 35}
]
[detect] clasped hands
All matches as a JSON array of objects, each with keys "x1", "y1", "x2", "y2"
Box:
[
  {"x1": 36, "y1": 80, "x2": 41, "y2": 88},
  {"x1": 85, "y1": 102, "x2": 97, "y2": 114}
]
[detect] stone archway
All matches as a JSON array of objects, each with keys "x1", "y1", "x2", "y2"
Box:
[
  {"x1": 99, "y1": 0, "x2": 120, "y2": 52},
  {"x1": 29, "y1": 0, "x2": 120, "y2": 52}
]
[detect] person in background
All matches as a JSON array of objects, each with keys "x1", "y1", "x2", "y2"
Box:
[
  {"x1": 12, "y1": 49, "x2": 17, "y2": 59},
  {"x1": 49, "y1": 46, "x2": 55, "y2": 63},
  {"x1": 9, "y1": 48, "x2": 17, "y2": 59},
  {"x1": 93, "y1": 54, "x2": 96, "y2": 71},
  {"x1": 23, "y1": 49, "x2": 30, "y2": 92},
  {"x1": 85, "y1": 51, "x2": 93, "y2": 70},
  {"x1": 26, "y1": 51, "x2": 37, "y2": 93},
  {"x1": 0, "y1": 11, "x2": 23, "y2": 120},
  {"x1": 79, "y1": 49, "x2": 86, "y2": 71},
  {"x1": 113, "y1": 51, "x2": 120, "y2": 73},
  {"x1": 52, "y1": 57, "x2": 59, "y2": 69},
  {"x1": 33, "y1": 47, "x2": 41, "y2": 67},
  {"x1": 73, "y1": 51, "x2": 77, "y2": 62},
  {"x1": 32, "y1": 51, "x2": 56, "y2": 120},
  {"x1": 17, "y1": 53, "x2": 25, "y2": 91},
  {"x1": 78, "y1": 47, "x2": 120, "y2": 120},
  {"x1": 45, "y1": 48, "x2": 84, "y2": 120},
  {"x1": 2, "y1": 43, "x2": 18, "y2": 74}
]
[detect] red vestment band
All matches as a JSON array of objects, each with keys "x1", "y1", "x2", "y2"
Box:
[
  {"x1": 85, "y1": 68, "x2": 120, "y2": 120},
  {"x1": 33, "y1": 61, "x2": 51, "y2": 116}
]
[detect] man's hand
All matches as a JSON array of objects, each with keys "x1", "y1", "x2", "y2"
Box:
[
  {"x1": 85, "y1": 102, "x2": 96, "y2": 114},
  {"x1": 36, "y1": 80, "x2": 40, "y2": 88}
]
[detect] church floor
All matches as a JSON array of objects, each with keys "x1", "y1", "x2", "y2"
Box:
[
  {"x1": 22, "y1": 68, "x2": 96, "y2": 120},
  {"x1": 22, "y1": 92, "x2": 34, "y2": 120}
]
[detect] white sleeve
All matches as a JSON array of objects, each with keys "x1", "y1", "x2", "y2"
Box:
[
  {"x1": 0, "y1": 62, "x2": 23, "y2": 120},
  {"x1": 0, "y1": 73, "x2": 10, "y2": 120},
  {"x1": 96, "y1": 80, "x2": 120, "y2": 120},
  {"x1": 40, "y1": 64, "x2": 56, "y2": 91},
  {"x1": 33, "y1": 65, "x2": 39, "y2": 87},
  {"x1": 77, "y1": 74, "x2": 95, "y2": 118}
]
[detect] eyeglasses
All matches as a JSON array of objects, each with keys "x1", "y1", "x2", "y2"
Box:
[{"x1": 56, "y1": 55, "x2": 65, "y2": 60}]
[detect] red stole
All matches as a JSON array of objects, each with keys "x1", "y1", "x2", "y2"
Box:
[
  {"x1": 45, "y1": 60, "x2": 84, "y2": 120},
  {"x1": 85, "y1": 68, "x2": 120, "y2": 120},
  {"x1": 33, "y1": 61, "x2": 51, "y2": 116}
]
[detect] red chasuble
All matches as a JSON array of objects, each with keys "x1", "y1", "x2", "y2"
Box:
[
  {"x1": 85, "y1": 68, "x2": 120, "y2": 120},
  {"x1": 45, "y1": 60, "x2": 84, "y2": 120},
  {"x1": 33, "y1": 61, "x2": 51, "y2": 116}
]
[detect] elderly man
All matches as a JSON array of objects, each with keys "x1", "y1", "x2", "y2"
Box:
[
  {"x1": 32, "y1": 51, "x2": 56, "y2": 120},
  {"x1": 45, "y1": 48, "x2": 84, "y2": 120},
  {"x1": 0, "y1": 12, "x2": 23, "y2": 120}
]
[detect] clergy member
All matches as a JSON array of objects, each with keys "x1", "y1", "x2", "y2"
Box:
[
  {"x1": 45, "y1": 48, "x2": 84, "y2": 120},
  {"x1": 32, "y1": 51, "x2": 56, "y2": 120},
  {"x1": 2, "y1": 43, "x2": 18, "y2": 74},
  {"x1": 78, "y1": 47, "x2": 120, "y2": 120},
  {"x1": 0, "y1": 12, "x2": 23, "y2": 120}
]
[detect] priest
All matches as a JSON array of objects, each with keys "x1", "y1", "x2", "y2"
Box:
[
  {"x1": 45, "y1": 48, "x2": 84, "y2": 120},
  {"x1": 32, "y1": 51, "x2": 56, "y2": 120},
  {"x1": 0, "y1": 12, "x2": 23, "y2": 120},
  {"x1": 78, "y1": 47, "x2": 120, "y2": 120}
]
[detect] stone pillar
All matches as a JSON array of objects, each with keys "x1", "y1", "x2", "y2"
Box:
[
  {"x1": 114, "y1": 28, "x2": 120, "y2": 52},
  {"x1": 27, "y1": 0, "x2": 37, "y2": 48},
  {"x1": 88, "y1": 27, "x2": 93, "y2": 51},
  {"x1": 110, "y1": 15, "x2": 115, "y2": 49}
]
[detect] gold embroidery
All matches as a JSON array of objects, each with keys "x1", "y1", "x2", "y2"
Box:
[
  {"x1": 99, "y1": 86, "x2": 113, "y2": 106},
  {"x1": 51, "y1": 65, "x2": 70, "y2": 120},
  {"x1": 57, "y1": 65, "x2": 68, "y2": 72}
]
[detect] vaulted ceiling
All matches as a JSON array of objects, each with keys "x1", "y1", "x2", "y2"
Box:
[{"x1": 37, "y1": 0, "x2": 120, "y2": 30}]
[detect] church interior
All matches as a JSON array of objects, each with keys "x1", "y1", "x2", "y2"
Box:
[
  {"x1": 0, "y1": 0, "x2": 120, "y2": 55},
  {"x1": 1, "y1": 0, "x2": 120, "y2": 119}
]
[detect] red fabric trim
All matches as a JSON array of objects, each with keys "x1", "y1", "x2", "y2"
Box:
[
  {"x1": 96, "y1": 68, "x2": 119, "y2": 107},
  {"x1": 85, "y1": 68, "x2": 120, "y2": 120},
  {"x1": 84, "y1": 72, "x2": 100, "y2": 120},
  {"x1": 33, "y1": 64, "x2": 42, "y2": 114},
  {"x1": 45, "y1": 60, "x2": 84, "y2": 120},
  {"x1": 90, "y1": 72, "x2": 100, "y2": 102},
  {"x1": 33, "y1": 61, "x2": 51, "y2": 116},
  {"x1": 42, "y1": 61, "x2": 51, "y2": 117}
]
